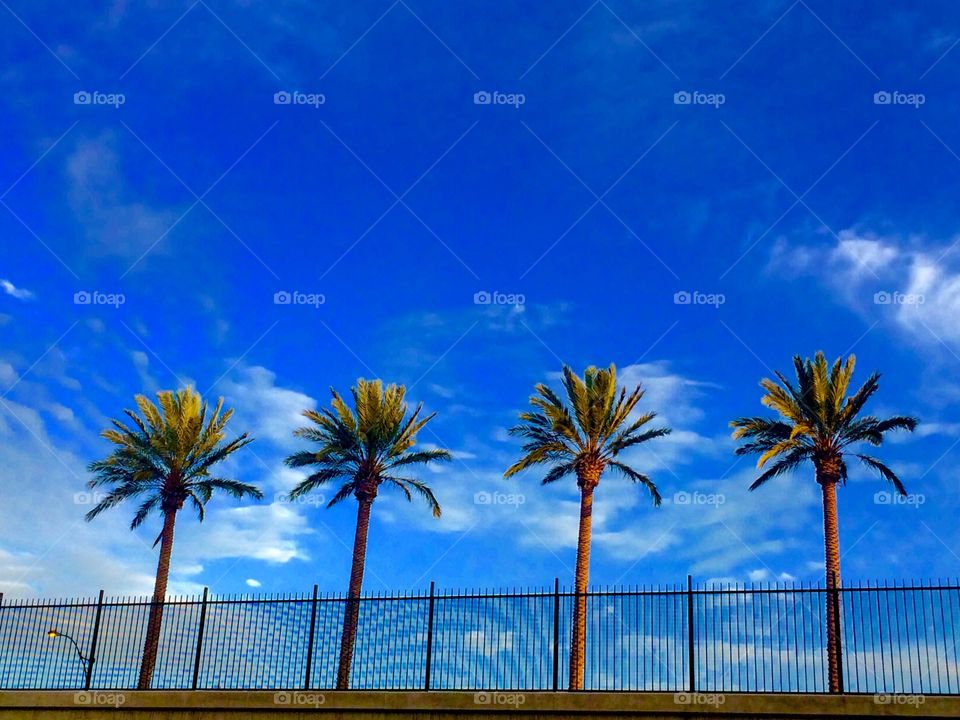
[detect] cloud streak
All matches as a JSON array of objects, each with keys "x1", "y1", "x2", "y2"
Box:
[{"x1": 0, "y1": 280, "x2": 34, "y2": 301}]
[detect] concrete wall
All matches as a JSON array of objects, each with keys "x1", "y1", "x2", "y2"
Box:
[{"x1": 1, "y1": 690, "x2": 958, "y2": 719}]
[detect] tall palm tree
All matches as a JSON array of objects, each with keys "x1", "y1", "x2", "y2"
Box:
[
  {"x1": 505, "y1": 364, "x2": 671, "y2": 690},
  {"x1": 85, "y1": 388, "x2": 260, "y2": 689},
  {"x1": 730, "y1": 352, "x2": 917, "y2": 693},
  {"x1": 284, "y1": 379, "x2": 451, "y2": 689}
]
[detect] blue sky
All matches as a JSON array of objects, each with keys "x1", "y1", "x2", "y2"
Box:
[{"x1": 2, "y1": 0, "x2": 960, "y2": 598}]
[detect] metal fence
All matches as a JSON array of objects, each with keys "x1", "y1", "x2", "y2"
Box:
[{"x1": 0, "y1": 579, "x2": 958, "y2": 694}]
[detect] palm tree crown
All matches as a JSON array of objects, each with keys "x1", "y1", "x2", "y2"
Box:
[
  {"x1": 86, "y1": 387, "x2": 261, "y2": 529},
  {"x1": 505, "y1": 364, "x2": 670, "y2": 500},
  {"x1": 730, "y1": 352, "x2": 918, "y2": 491},
  {"x1": 285, "y1": 379, "x2": 451, "y2": 514}
]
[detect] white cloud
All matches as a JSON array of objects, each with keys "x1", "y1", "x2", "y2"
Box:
[
  {"x1": 831, "y1": 233, "x2": 899, "y2": 274},
  {"x1": 130, "y1": 350, "x2": 159, "y2": 394},
  {"x1": 747, "y1": 569, "x2": 797, "y2": 583},
  {"x1": 0, "y1": 361, "x2": 17, "y2": 387},
  {"x1": 178, "y1": 503, "x2": 312, "y2": 565},
  {"x1": 0, "y1": 397, "x2": 160, "y2": 596},
  {"x1": 43, "y1": 402, "x2": 77, "y2": 425},
  {"x1": 770, "y1": 228, "x2": 960, "y2": 346},
  {"x1": 218, "y1": 365, "x2": 316, "y2": 449},
  {"x1": 65, "y1": 133, "x2": 179, "y2": 259},
  {"x1": 619, "y1": 361, "x2": 719, "y2": 426},
  {"x1": 246, "y1": 578, "x2": 262, "y2": 588},
  {"x1": 464, "y1": 629, "x2": 514, "y2": 656},
  {"x1": 769, "y1": 231, "x2": 895, "y2": 283},
  {"x1": 0, "y1": 279, "x2": 33, "y2": 301},
  {"x1": 914, "y1": 422, "x2": 960, "y2": 438},
  {"x1": 429, "y1": 383, "x2": 456, "y2": 398}
]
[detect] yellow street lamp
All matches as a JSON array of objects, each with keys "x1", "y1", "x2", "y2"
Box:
[{"x1": 46, "y1": 628, "x2": 91, "y2": 679}]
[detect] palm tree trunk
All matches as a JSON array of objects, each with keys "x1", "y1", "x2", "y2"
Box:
[
  {"x1": 569, "y1": 484, "x2": 594, "y2": 690},
  {"x1": 138, "y1": 510, "x2": 176, "y2": 690},
  {"x1": 336, "y1": 498, "x2": 373, "y2": 690},
  {"x1": 820, "y1": 476, "x2": 843, "y2": 693}
]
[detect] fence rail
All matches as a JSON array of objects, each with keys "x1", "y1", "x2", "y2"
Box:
[{"x1": 0, "y1": 579, "x2": 958, "y2": 694}]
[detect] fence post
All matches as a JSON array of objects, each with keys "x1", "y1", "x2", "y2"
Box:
[
  {"x1": 191, "y1": 588, "x2": 209, "y2": 690},
  {"x1": 686, "y1": 575, "x2": 695, "y2": 693},
  {"x1": 85, "y1": 590, "x2": 104, "y2": 690},
  {"x1": 552, "y1": 578, "x2": 560, "y2": 691},
  {"x1": 304, "y1": 584, "x2": 318, "y2": 690},
  {"x1": 424, "y1": 581, "x2": 436, "y2": 691}
]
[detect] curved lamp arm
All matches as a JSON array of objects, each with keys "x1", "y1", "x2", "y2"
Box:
[{"x1": 47, "y1": 629, "x2": 90, "y2": 676}]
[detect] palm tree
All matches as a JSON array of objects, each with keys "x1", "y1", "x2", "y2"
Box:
[
  {"x1": 505, "y1": 364, "x2": 671, "y2": 690},
  {"x1": 284, "y1": 379, "x2": 451, "y2": 689},
  {"x1": 85, "y1": 388, "x2": 260, "y2": 689},
  {"x1": 731, "y1": 352, "x2": 917, "y2": 693}
]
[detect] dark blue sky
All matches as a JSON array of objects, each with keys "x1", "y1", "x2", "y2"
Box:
[{"x1": 1, "y1": 0, "x2": 959, "y2": 597}]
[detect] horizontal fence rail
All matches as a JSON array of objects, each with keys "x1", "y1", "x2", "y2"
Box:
[{"x1": 0, "y1": 580, "x2": 957, "y2": 694}]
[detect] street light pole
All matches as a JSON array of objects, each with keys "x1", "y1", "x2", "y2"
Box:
[{"x1": 47, "y1": 629, "x2": 90, "y2": 683}]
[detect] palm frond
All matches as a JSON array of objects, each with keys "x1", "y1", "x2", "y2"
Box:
[
  {"x1": 191, "y1": 477, "x2": 263, "y2": 500},
  {"x1": 607, "y1": 460, "x2": 662, "y2": 506},
  {"x1": 748, "y1": 447, "x2": 812, "y2": 490},
  {"x1": 856, "y1": 454, "x2": 908, "y2": 496},
  {"x1": 386, "y1": 476, "x2": 442, "y2": 518},
  {"x1": 86, "y1": 388, "x2": 258, "y2": 532},
  {"x1": 285, "y1": 378, "x2": 447, "y2": 518},
  {"x1": 734, "y1": 353, "x2": 918, "y2": 497},
  {"x1": 506, "y1": 365, "x2": 670, "y2": 508}
]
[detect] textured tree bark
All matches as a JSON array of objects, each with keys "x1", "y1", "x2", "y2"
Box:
[
  {"x1": 569, "y1": 485, "x2": 594, "y2": 690},
  {"x1": 138, "y1": 510, "x2": 176, "y2": 690},
  {"x1": 336, "y1": 498, "x2": 373, "y2": 690},
  {"x1": 820, "y1": 475, "x2": 843, "y2": 693}
]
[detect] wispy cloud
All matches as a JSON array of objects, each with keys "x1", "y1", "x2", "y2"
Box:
[
  {"x1": 0, "y1": 279, "x2": 34, "y2": 301},
  {"x1": 770, "y1": 228, "x2": 960, "y2": 346},
  {"x1": 65, "y1": 132, "x2": 180, "y2": 261}
]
